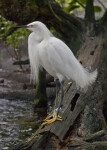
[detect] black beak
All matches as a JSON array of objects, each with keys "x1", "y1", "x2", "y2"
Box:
[{"x1": 12, "y1": 25, "x2": 28, "y2": 29}]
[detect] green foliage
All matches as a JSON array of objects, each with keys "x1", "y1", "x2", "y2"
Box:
[
  {"x1": 6, "y1": 29, "x2": 29, "y2": 48},
  {"x1": 94, "y1": 5, "x2": 102, "y2": 13},
  {"x1": 0, "y1": 16, "x2": 29, "y2": 68},
  {"x1": 64, "y1": 4, "x2": 80, "y2": 12},
  {"x1": 77, "y1": 0, "x2": 86, "y2": 5},
  {"x1": 56, "y1": 0, "x2": 103, "y2": 15},
  {"x1": 0, "y1": 16, "x2": 13, "y2": 39},
  {"x1": 56, "y1": 0, "x2": 65, "y2": 4},
  {"x1": 56, "y1": 0, "x2": 84, "y2": 13},
  {"x1": 0, "y1": 16, "x2": 29, "y2": 47}
]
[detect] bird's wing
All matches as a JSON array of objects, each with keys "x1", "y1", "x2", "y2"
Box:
[
  {"x1": 41, "y1": 37, "x2": 97, "y2": 88},
  {"x1": 41, "y1": 37, "x2": 79, "y2": 81}
]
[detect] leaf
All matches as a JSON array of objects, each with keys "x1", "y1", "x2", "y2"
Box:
[
  {"x1": 69, "y1": 5, "x2": 80, "y2": 11},
  {"x1": 94, "y1": 6, "x2": 102, "y2": 13},
  {"x1": 69, "y1": 0, "x2": 86, "y2": 9},
  {"x1": 64, "y1": 4, "x2": 80, "y2": 12},
  {"x1": 70, "y1": 0, "x2": 77, "y2": 5},
  {"x1": 65, "y1": 0, "x2": 72, "y2": 4},
  {"x1": 78, "y1": 0, "x2": 86, "y2": 5}
]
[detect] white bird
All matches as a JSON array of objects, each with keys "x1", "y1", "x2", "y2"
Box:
[{"x1": 15, "y1": 21, "x2": 97, "y2": 125}]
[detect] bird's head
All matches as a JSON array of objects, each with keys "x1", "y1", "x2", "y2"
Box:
[
  {"x1": 13, "y1": 21, "x2": 52, "y2": 39},
  {"x1": 14, "y1": 21, "x2": 44, "y2": 30},
  {"x1": 27, "y1": 21, "x2": 47, "y2": 32}
]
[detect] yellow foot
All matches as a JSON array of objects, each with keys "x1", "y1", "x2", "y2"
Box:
[{"x1": 41, "y1": 111, "x2": 62, "y2": 126}]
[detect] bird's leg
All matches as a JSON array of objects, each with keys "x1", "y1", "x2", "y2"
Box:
[
  {"x1": 56, "y1": 80, "x2": 64, "y2": 116},
  {"x1": 43, "y1": 79, "x2": 59, "y2": 121},
  {"x1": 41, "y1": 80, "x2": 62, "y2": 126},
  {"x1": 54, "y1": 79, "x2": 59, "y2": 109}
]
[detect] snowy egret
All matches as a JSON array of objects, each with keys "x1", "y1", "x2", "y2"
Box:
[{"x1": 15, "y1": 21, "x2": 97, "y2": 125}]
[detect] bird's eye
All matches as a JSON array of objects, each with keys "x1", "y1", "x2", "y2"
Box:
[{"x1": 27, "y1": 24, "x2": 33, "y2": 28}]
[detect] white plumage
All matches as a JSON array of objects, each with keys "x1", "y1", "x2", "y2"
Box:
[
  {"x1": 27, "y1": 21, "x2": 97, "y2": 88},
  {"x1": 15, "y1": 21, "x2": 98, "y2": 125}
]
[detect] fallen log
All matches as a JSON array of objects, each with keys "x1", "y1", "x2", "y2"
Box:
[{"x1": 13, "y1": 59, "x2": 29, "y2": 65}]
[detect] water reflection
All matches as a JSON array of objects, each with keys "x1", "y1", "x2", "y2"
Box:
[{"x1": 0, "y1": 99, "x2": 38, "y2": 150}]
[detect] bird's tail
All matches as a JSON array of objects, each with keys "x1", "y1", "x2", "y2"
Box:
[
  {"x1": 78, "y1": 68, "x2": 98, "y2": 88},
  {"x1": 67, "y1": 54, "x2": 98, "y2": 88},
  {"x1": 72, "y1": 63, "x2": 98, "y2": 89}
]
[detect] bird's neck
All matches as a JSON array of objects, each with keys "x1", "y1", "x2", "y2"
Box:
[
  {"x1": 32, "y1": 27, "x2": 52, "y2": 42},
  {"x1": 42, "y1": 27, "x2": 52, "y2": 40}
]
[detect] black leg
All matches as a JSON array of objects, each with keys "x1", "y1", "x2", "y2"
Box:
[
  {"x1": 54, "y1": 79, "x2": 59, "y2": 109},
  {"x1": 57, "y1": 80, "x2": 64, "y2": 116}
]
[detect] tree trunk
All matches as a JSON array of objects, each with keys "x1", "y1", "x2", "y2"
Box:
[
  {"x1": 34, "y1": 69, "x2": 47, "y2": 108},
  {"x1": 85, "y1": 0, "x2": 95, "y2": 24},
  {"x1": 85, "y1": 0, "x2": 95, "y2": 36}
]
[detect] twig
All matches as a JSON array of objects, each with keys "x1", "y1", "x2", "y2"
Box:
[
  {"x1": 75, "y1": 0, "x2": 86, "y2": 9},
  {"x1": 97, "y1": 0, "x2": 106, "y2": 10},
  {"x1": 84, "y1": 130, "x2": 106, "y2": 142}
]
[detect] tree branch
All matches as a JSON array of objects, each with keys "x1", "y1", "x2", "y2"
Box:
[
  {"x1": 46, "y1": 0, "x2": 62, "y2": 23},
  {"x1": 84, "y1": 130, "x2": 105, "y2": 142},
  {"x1": 0, "y1": 0, "x2": 83, "y2": 38},
  {"x1": 97, "y1": 0, "x2": 106, "y2": 10},
  {"x1": 13, "y1": 59, "x2": 29, "y2": 65},
  {"x1": 100, "y1": 9, "x2": 107, "y2": 25},
  {"x1": 85, "y1": 0, "x2": 95, "y2": 23}
]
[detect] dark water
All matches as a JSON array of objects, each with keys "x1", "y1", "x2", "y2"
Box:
[{"x1": 0, "y1": 99, "x2": 38, "y2": 150}]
